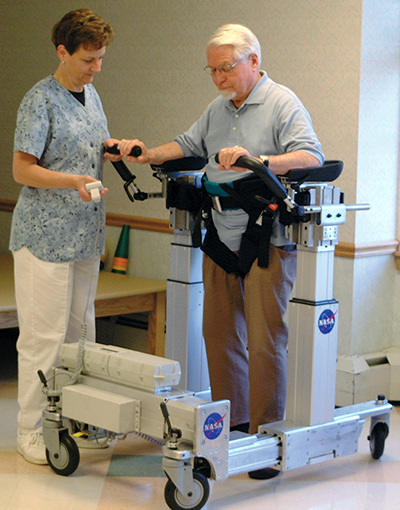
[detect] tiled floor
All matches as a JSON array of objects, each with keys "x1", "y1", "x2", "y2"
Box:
[{"x1": 1, "y1": 331, "x2": 400, "y2": 510}]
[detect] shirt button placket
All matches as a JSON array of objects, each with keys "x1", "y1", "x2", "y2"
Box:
[{"x1": 229, "y1": 112, "x2": 239, "y2": 145}]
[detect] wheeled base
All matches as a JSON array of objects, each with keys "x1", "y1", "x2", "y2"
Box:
[
  {"x1": 41, "y1": 343, "x2": 392, "y2": 510},
  {"x1": 161, "y1": 398, "x2": 392, "y2": 510}
]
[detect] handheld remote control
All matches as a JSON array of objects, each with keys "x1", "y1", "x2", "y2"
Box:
[{"x1": 85, "y1": 180, "x2": 104, "y2": 203}]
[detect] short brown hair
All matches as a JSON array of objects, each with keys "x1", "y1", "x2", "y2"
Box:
[{"x1": 51, "y1": 9, "x2": 114, "y2": 55}]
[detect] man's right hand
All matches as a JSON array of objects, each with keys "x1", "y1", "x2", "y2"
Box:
[{"x1": 118, "y1": 139, "x2": 149, "y2": 164}]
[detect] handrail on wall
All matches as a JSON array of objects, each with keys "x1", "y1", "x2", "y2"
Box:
[
  {"x1": 1, "y1": 198, "x2": 398, "y2": 263},
  {"x1": 0, "y1": 199, "x2": 172, "y2": 235}
]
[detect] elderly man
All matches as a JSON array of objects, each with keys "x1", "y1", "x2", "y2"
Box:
[{"x1": 118, "y1": 24, "x2": 324, "y2": 479}]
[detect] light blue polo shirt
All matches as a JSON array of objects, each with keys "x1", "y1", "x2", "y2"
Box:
[
  {"x1": 175, "y1": 71, "x2": 324, "y2": 251},
  {"x1": 10, "y1": 75, "x2": 109, "y2": 262}
]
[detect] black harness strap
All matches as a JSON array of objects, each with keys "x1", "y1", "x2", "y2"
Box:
[
  {"x1": 167, "y1": 173, "x2": 281, "y2": 276},
  {"x1": 258, "y1": 207, "x2": 278, "y2": 268},
  {"x1": 219, "y1": 181, "x2": 278, "y2": 273}
]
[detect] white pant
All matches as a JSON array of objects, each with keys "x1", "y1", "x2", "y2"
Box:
[{"x1": 13, "y1": 247, "x2": 100, "y2": 433}]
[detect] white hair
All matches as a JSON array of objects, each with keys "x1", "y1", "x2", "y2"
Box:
[{"x1": 206, "y1": 24, "x2": 262, "y2": 67}]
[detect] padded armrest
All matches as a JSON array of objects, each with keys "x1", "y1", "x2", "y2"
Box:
[
  {"x1": 285, "y1": 160, "x2": 343, "y2": 184},
  {"x1": 151, "y1": 157, "x2": 343, "y2": 185},
  {"x1": 151, "y1": 157, "x2": 207, "y2": 173}
]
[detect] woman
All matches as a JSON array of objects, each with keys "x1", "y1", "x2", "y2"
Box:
[{"x1": 10, "y1": 9, "x2": 119, "y2": 464}]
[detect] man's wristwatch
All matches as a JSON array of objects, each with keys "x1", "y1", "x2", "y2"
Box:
[{"x1": 260, "y1": 155, "x2": 270, "y2": 167}]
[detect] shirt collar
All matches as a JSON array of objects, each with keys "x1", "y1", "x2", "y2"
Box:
[{"x1": 225, "y1": 70, "x2": 269, "y2": 111}]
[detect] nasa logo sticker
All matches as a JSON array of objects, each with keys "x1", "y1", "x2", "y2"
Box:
[
  {"x1": 318, "y1": 309, "x2": 337, "y2": 334},
  {"x1": 203, "y1": 412, "x2": 226, "y2": 440}
]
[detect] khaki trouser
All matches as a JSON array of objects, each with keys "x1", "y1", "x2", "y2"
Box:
[{"x1": 203, "y1": 245, "x2": 297, "y2": 434}]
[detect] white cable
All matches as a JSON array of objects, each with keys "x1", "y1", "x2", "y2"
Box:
[{"x1": 65, "y1": 203, "x2": 102, "y2": 387}]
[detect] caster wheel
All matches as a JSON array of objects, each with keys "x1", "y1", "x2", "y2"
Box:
[
  {"x1": 46, "y1": 433, "x2": 80, "y2": 476},
  {"x1": 164, "y1": 470, "x2": 210, "y2": 510},
  {"x1": 369, "y1": 423, "x2": 388, "y2": 460}
]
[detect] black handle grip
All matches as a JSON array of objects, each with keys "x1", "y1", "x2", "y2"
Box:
[
  {"x1": 111, "y1": 160, "x2": 135, "y2": 182},
  {"x1": 37, "y1": 370, "x2": 48, "y2": 387},
  {"x1": 215, "y1": 153, "x2": 288, "y2": 202},
  {"x1": 106, "y1": 143, "x2": 142, "y2": 157},
  {"x1": 106, "y1": 144, "x2": 140, "y2": 182}
]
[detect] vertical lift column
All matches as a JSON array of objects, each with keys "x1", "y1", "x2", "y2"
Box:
[
  {"x1": 164, "y1": 173, "x2": 210, "y2": 395},
  {"x1": 286, "y1": 181, "x2": 343, "y2": 426}
]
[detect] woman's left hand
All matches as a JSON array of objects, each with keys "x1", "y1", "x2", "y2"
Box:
[{"x1": 78, "y1": 175, "x2": 108, "y2": 202}]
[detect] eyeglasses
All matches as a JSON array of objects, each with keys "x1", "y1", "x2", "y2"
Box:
[{"x1": 204, "y1": 60, "x2": 241, "y2": 77}]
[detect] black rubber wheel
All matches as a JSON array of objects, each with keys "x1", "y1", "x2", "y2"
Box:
[
  {"x1": 164, "y1": 470, "x2": 210, "y2": 510},
  {"x1": 369, "y1": 423, "x2": 387, "y2": 460},
  {"x1": 46, "y1": 433, "x2": 80, "y2": 476}
]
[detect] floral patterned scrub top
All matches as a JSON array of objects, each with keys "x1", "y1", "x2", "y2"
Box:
[{"x1": 9, "y1": 75, "x2": 109, "y2": 262}]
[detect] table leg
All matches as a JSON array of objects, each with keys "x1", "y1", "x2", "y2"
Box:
[{"x1": 147, "y1": 290, "x2": 166, "y2": 357}]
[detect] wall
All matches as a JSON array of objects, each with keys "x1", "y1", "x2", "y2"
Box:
[
  {"x1": 103, "y1": 225, "x2": 171, "y2": 280},
  {"x1": 0, "y1": 0, "x2": 364, "y2": 213},
  {"x1": 334, "y1": 0, "x2": 400, "y2": 356},
  {"x1": 1, "y1": 0, "x2": 399, "y2": 354}
]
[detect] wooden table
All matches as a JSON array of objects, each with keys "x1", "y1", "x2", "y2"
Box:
[{"x1": 0, "y1": 253, "x2": 167, "y2": 356}]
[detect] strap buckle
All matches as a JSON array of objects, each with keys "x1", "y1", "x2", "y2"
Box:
[{"x1": 211, "y1": 196, "x2": 222, "y2": 212}]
